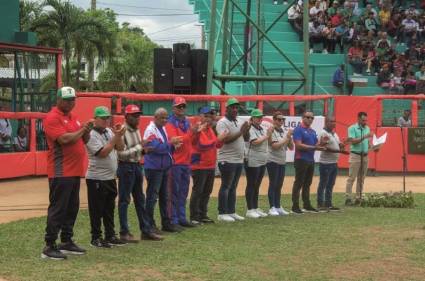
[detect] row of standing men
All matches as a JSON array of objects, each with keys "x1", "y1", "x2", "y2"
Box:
[{"x1": 40, "y1": 87, "x2": 373, "y2": 260}]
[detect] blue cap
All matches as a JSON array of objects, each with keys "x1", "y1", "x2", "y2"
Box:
[{"x1": 199, "y1": 106, "x2": 213, "y2": 114}]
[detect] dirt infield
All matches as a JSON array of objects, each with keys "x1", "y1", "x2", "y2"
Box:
[{"x1": 0, "y1": 175, "x2": 423, "y2": 224}]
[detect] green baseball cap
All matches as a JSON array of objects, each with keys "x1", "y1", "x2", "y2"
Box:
[
  {"x1": 226, "y1": 98, "x2": 240, "y2": 107},
  {"x1": 250, "y1": 108, "x2": 263, "y2": 117},
  {"x1": 94, "y1": 106, "x2": 111, "y2": 118},
  {"x1": 57, "y1": 86, "x2": 76, "y2": 100}
]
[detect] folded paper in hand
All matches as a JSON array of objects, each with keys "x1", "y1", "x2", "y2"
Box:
[{"x1": 372, "y1": 133, "x2": 387, "y2": 150}]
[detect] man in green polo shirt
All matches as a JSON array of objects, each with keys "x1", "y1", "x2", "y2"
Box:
[{"x1": 345, "y1": 112, "x2": 373, "y2": 206}]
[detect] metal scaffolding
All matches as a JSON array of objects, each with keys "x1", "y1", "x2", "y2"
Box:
[{"x1": 205, "y1": 0, "x2": 309, "y2": 95}]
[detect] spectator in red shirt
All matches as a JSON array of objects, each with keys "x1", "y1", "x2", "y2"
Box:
[
  {"x1": 189, "y1": 107, "x2": 227, "y2": 225},
  {"x1": 41, "y1": 86, "x2": 92, "y2": 260},
  {"x1": 348, "y1": 41, "x2": 366, "y2": 75}
]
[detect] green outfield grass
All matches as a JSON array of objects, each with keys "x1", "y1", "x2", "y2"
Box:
[{"x1": 1, "y1": 194, "x2": 425, "y2": 281}]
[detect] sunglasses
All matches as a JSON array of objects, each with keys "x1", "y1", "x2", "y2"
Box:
[
  {"x1": 304, "y1": 116, "x2": 314, "y2": 120},
  {"x1": 175, "y1": 104, "x2": 186, "y2": 109}
]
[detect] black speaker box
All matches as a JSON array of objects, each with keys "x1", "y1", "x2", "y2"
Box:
[
  {"x1": 173, "y1": 68, "x2": 191, "y2": 88},
  {"x1": 173, "y1": 43, "x2": 191, "y2": 67},
  {"x1": 190, "y1": 49, "x2": 208, "y2": 94},
  {"x1": 153, "y1": 48, "x2": 173, "y2": 93}
]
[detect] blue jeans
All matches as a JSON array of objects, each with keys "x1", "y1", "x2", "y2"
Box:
[
  {"x1": 218, "y1": 162, "x2": 243, "y2": 214},
  {"x1": 167, "y1": 165, "x2": 191, "y2": 225},
  {"x1": 117, "y1": 162, "x2": 152, "y2": 235},
  {"x1": 266, "y1": 162, "x2": 286, "y2": 208},
  {"x1": 317, "y1": 163, "x2": 338, "y2": 207},
  {"x1": 145, "y1": 169, "x2": 170, "y2": 228}
]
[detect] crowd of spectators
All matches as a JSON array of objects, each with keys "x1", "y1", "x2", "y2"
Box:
[{"x1": 286, "y1": 0, "x2": 425, "y2": 94}]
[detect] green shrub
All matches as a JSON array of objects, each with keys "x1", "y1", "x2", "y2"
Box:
[{"x1": 361, "y1": 191, "x2": 415, "y2": 208}]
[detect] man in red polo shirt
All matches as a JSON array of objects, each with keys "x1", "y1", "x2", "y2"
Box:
[{"x1": 41, "y1": 86, "x2": 92, "y2": 260}]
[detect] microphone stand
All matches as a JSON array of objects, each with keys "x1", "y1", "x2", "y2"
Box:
[
  {"x1": 358, "y1": 127, "x2": 364, "y2": 202},
  {"x1": 400, "y1": 126, "x2": 407, "y2": 193}
]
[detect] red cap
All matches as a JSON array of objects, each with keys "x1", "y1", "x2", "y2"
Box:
[
  {"x1": 125, "y1": 104, "x2": 142, "y2": 114},
  {"x1": 173, "y1": 97, "x2": 187, "y2": 107}
]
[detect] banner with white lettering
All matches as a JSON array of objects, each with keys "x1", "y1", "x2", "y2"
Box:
[{"x1": 240, "y1": 116, "x2": 325, "y2": 162}]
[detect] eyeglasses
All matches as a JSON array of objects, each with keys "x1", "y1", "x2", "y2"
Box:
[
  {"x1": 304, "y1": 116, "x2": 314, "y2": 120},
  {"x1": 176, "y1": 104, "x2": 186, "y2": 109}
]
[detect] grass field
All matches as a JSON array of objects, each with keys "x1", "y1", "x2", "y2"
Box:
[{"x1": 1, "y1": 194, "x2": 425, "y2": 281}]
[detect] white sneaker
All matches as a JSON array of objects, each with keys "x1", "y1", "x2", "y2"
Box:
[
  {"x1": 246, "y1": 209, "x2": 260, "y2": 219},
  {"x1": 229, "y1": 213, "x2": 245, "y2": 221},
  {"x1": 217, "y1": 214, "x2": 235, "y2": 222},
  {"x1": 268, "y1": 207, "x2": 280, "y2": 216},
  {"x1": 276, "y1": 207, "x2": 290, "y2": 216},
  {"x1": 255, "y1": 208, "x2": 268, "y2": 217},
  {"x1": 310, "y1": 48, "x2": 314, "y2": 54},
  {"x1": 322, "y1": 49, "x2": 328, "y2": 54}
]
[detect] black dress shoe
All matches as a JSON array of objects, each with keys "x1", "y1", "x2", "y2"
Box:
[
  {"x1": 151, "y1": 226, "x2": 163, "y2": 235},
  {"x1": 179, "y1": 221, "x2": 196, "y2": 228},
  {"x1": 141, "y1": 232, "x2": 164, "y2": 241},
  {"x1": 162, "y1": 224, "x2": 182, "y2": 233}
]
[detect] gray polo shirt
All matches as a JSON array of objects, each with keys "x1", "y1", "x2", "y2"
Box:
[
  {"x1": 319, "y1": 129, "x2": 341, "y2": 164},
  {"x1": 216, "y1": 116, "x2": 245, "y2": 164},
  {"x1": 268, "y1": 128, "x2": 289, "y2": 165},
  {"x1": 245, "y1": 124, "x2": 269, "y2": 167},
  {"x1": 86, "y1": 128, "x2": 118, "y2": 180}
]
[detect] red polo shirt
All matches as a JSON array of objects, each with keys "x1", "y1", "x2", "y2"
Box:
[{"x1": 44, "y1": 107, "x2": 87, "y2": 178}]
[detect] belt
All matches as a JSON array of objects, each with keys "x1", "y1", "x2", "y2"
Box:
[
  {"x1": 351, "y1": 151, "x2": 368, "y2": 156},
  {"x1": 119, "y1": 161, "x2": 139, "y2": 164}
]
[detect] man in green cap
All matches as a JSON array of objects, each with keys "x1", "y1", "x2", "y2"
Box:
[
  {"x1": 42, "y1": 86, "x2": 92, "y2": 260},
  {"x1": 85, "y1": 106, "x2": 127, "y2": 248},
  {"x1": 216, "y1": 98, "x2": 250, "y2": 222}
]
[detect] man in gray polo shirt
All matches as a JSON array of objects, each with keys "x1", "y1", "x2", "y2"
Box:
[
  {"x1": 85, "y1": 106, "x2": 126, "y2": 248},
  {"x1": 216, "y1": 98, "x2": 250, "y2": 222},
  {"x1": 317, "y1": 116, "x2": 347, "y2": 211}
]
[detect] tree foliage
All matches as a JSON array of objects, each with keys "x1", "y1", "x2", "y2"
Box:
[{"x1": 20, "y1": 0, "x2": 157, "y2": 92}]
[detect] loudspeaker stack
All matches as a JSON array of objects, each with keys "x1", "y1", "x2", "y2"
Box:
[{"x1": 153, "y1": 44, "x2": 208, "y2": 95}]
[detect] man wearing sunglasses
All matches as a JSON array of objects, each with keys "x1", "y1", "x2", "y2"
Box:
[
  {"x1": 165, "y1": 97, "x2": 200, "y2": 229},
  {"x1": 291, "y1": 110, "x2": 326, "y2": 214},
  {"x1": 85, "y1": 106, "x2": 127, "y2": 248}
]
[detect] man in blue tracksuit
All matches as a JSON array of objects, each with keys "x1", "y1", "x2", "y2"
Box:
[
  {"x1": 143, "y1": 108, "x2": 182, "y2": 233},
  {"x1": 165, "y1": 97, "x2": 200, "y2": 229}
]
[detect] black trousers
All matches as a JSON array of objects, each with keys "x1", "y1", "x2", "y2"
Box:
[
  {"x1": 86, "y1": 179, "x2": 117, "y2": 241},
  {"x1": 292, "y1": 159, "x2": 315, "y2": 209},
  {"x1": 190, "y1": 169, "x2": 215, "y2": 221},
  {"x1": 244, "y1": 164, "x2": 266, "y2": 210},
  {"x1": 45, "y1": 177, "x2": 80, "y2": 245}
]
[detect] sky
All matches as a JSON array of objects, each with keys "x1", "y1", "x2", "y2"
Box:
[{"x1": 38, "y1": 0, "x2": 203, "y2": 48}]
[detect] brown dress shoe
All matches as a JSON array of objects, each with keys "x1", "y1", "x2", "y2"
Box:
[
  {"x1": 141, "y1": 232, "x2": 164, "y2": 241},
  {"x1": 120, "y1": 233, "x2": 139, "y2": 243}
]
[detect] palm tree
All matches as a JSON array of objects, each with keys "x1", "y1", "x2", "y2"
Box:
[{"x1": 31, "y1": 0, "x2": 110, "y2": 86}]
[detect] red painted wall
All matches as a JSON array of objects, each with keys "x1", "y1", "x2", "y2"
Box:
[{"x1": 0, "y1": 95, "x2": 424, "y2": 179}]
